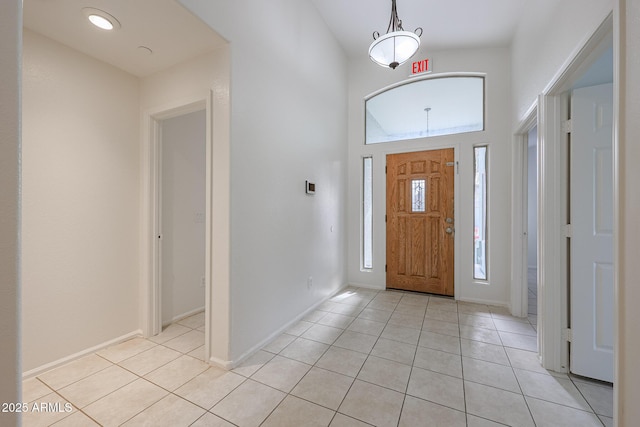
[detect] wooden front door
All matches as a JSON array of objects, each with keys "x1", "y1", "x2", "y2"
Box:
[{"x1": 386, "y1": 149, "x2": 455, "y2": 296}]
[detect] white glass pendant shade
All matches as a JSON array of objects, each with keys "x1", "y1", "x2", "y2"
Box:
[{"x1": 369, "y1": 30, "x2": 420, "y2": 69}]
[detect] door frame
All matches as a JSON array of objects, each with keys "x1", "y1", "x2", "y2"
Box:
[
  {"x1": 383, "y1": 144, "x2": 461, "y2": 300},
  {"x1": 511, "y1": 14, "x2": 613, "y2": 373}
]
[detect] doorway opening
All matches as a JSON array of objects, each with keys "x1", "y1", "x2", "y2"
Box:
[
  {"x1": 526, "y1": 126, "x2": 538, "y2": 330},
  {"x1": 158, "y1": 110, "x2": 206, "y2": 329}
]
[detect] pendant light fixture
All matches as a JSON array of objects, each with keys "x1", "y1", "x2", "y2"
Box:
[{"x1": 369, "y1": 0, "x2": 422, "y2": 69}]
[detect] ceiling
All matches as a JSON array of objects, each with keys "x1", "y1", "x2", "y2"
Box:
[
  {"x1": 23, "y1": 0, "x2": 526, "y2": 77},
  {"x1": 22, "y1": 0, "x2": 226, "y2": 77}
]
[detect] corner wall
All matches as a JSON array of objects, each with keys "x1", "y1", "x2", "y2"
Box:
[
  {"x1": 0, "y1": 1, "x2": 22, "y2": 425},
  {"x1": 21, "y1": 30, "x2": 141, "y2": 372},
  {"x1": 178, "y1": 0, "x2": 349, "y2": 362}
]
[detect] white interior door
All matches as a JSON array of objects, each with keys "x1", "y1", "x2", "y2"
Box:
[{"x1": 570, "y1": 83, "x2": 614, "y2": 382}]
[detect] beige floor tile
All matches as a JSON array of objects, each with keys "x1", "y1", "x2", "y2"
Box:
[
  {"x1": 261, "y1": 395, "x2": 335, "y2": 427},
  {"x1": 466, "y1": 414, "x2": 507, "y2": 426},
  {"x1": 329, "y1": 413, "x2": 372, "y2": 427},
  {"x1": 399, "y1": 395, "x2": 466, "y2": 427},
  {"x1": 333, "y1": 331, "x2": 378, "y2": 354},
  {"x1": 144, "y1": 355, "x2": 209, "y2": 391},
  {"x1": 149, "y1": 323, "x2": 191, "y2": 344},
  {"x1": 599, "y1": 415, "x2": 614, "y2": 427},
  {"x1": 262, "y1": 333, "x2": 296, "y2": 354},
  {"x1": 422, "y1": 318, "x2": 460, "y2": 337},
  {"x1": 22, "y1": 392, "x2": 75, "y2": 427},
  {"x1": 572, "y1": 379, "x2": 614, "y2": 417},
  {"x1": 459, "y1": 325, "x2": 502, "y2": 345},
  {"x1": 318, "y1": 312, "x2": 356, "y2": 329},
  {"x1": 357, "y1": 307, "x2": 393, "y2": 323},
  {"x1": 461, "y1": 339, "x2": 510, "y2": 365},
  {"x1": 37, "y1": 354, "x2": 112, "y2": 391},
  {"x1": 177, "y1": 312, "x2": 205, "y2": 329},
  {"x1": 303, "y1": 310, "x2": 328, "y2": 323},
  {"x1": 366, "y1": 299, "x2": 399, "y2": 312},
  {"x1": 83, "y1": 379, "x2": 168, "y2": 426},
  {"x1": 231, "y1": 350, "x2": 274, "y2": 378},
  {"x1": 394, "y1": 303, "x2": 426, "y2": 317},
  {"x1": 400, "y1": 293, "x2": 430, "y2": 306},
  {"x1": 211, "y1": 379, "x2": 286, "y2": 427},
  {"x1": 407, "y1": 366, "x2": 465, "y2": 411},
  {"x1": 493, "y1": 318, "x2": 537, "y2": 336},
  {"x1": 122, "y1": 394, "x2": 205, "y2": 426},
  {"x1": 286, "y1": 320, "x2": 314, "y2": 336},
  {"x1": 291, "y1": 367, "x2": 354, "y2": 410},
  {"x1": 346, "y1": 318, "x2": 386, "y2": 336},
  {"x1": 370, "y1": 338, "x2": 416, "y2": 365},
  {"x1": 279, "y1": 337, "x2": 329, "y2": 365},
  {"x1": 458, "y1": 313, "x2": 496, "y2": 329},
  {"x1": 526, "y1": 396, "x2": 603, "y2": 427},
  {"x1": 338, "y1": 380, "x2": 404, "y2": 427},
  {"x1": 163, "y1": 330, "x2": 205, "y2": 354},
  {"x1": 380, "y1": 323, "x2": 421, "y2": 345},
  {"x1": 504, "y1": 347, "x2": 549, "y2": 375},
  {"x1": 58, "y1": 365, "x2": 137, "y2": 408},
  {"x1": 427, "y1": 297, "x2": 458, "y2": 312},
  {"x1": 250, "y1": 355, "x2": 311, "y2": 392},
  {"x1": 191, "y1": 412, "x2": 236, "y2": 426},
  {"x1": 301, "y1": 324, "x2": 344, "y2": 345},
  {"x1": 188, "y1": 345, "x2": 206, "y2": 361},
  {"x1": 418, "y1": 331, "x2": 461, "y2": 354},
  {"x1": 97, "y1": 337, "x2": 157, "y2": 363},
  {"x1": 514, "y1": 368, "x2": 591, "y2": 411},
  {"x1": 331, "y1": 303, "x2": 364, "y2": 317},
  {"x1": 413, "y1": 346, "x2": 462, "y2": 378},
  {"x1": 388, "y1": 312, "x2": 424, "y2": 330},
  {"x1": 315, "y1": 346, "x2": 368, "y2": 377},
  {"x1": 357, "y1": 356, "x2": 411, "y2": 393},
  {"x1": 23, "y1": 377, "x2": 52, "y2": 403},
  {"x1": 175, "y1": 367, "x2": 245, "y2": 409},
  {"x1": 464, "y1": 381, "x2": 535, "y2": 427},
  {"x1": 51, "y1": 411, "x2": 100, "y2": 426},
  {"x1": 457, "y1": 302, "x2": 492, "y2": 318},
  {"x1": 118, "y1": 345, "x2": 182, "y2": 376},
  {"x1": 462, "y1": 357, "x2": 521, "y2": 393},
  {"x1": 424, "y1": 308, "x2": 460, "y2": 323}
]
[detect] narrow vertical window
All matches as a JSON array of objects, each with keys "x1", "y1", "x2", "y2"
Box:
[
  {"x1": 363, "y1": 157, "x2": 373, "y2": 269},
  {"x1": 474, "y1": 146, "x2": 488, "y2": 280},
  {"x1": 411, "y1": 179, "x2": 426, "y2": 212}
]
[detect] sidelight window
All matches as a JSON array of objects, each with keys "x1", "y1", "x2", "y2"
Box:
[{"x1": 474, "y1": 146, "x2": 488, "y2": 280}]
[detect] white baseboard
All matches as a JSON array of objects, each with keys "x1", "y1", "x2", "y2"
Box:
[
  {"x1": 163, "y1": 306, "x2": 205, "y2": 327},
  {"x1": 346, "y1": 282, "x2": 386, "y2": 291},
  {"x1": 226, "y1": 283, "x2": 350, "y2": 369},
  {"x1": 22, "y1": 329, "x2": 143, "y2": 379},
  {"x1": 457, "y1": 296, "x2": 510, "y2": 310}
]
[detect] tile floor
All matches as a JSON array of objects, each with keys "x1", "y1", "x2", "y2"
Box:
[{"x1": 22, "y1": 287, "x2": 613, "y2": 426}]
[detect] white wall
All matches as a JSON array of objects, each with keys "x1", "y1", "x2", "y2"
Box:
[
  {"x1": 21, "y1": 30, "x2": 141, "y2": 372},
  {"x1": 179, "y1": 0, "x2": 349, "y2": 362},
  {"x1": 0, "y1": 1, "x2": 21, "y2": 424},
  {"x1": 616, "y1": 0, "x2": 640, "y2": 423},
  {"x1": 161, "y1": 110, "x2": 206, "y2": 325},
  {"x1": 527, "y1": 128, "x2": 538, "y2": 270},
  {"x1": 511, "y1": 0, "x2": 613, "y2": 123},
  {"x1": 347, "y1": 48, "x2": 512, "y2": 307}
]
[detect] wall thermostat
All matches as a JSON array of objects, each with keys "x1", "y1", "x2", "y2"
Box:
[{"x1": 305, "y1": 180, "x2": 316, "y2": 194}]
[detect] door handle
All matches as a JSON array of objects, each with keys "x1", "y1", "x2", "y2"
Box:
[{"x1": 445, "y1": 227, "x2": 454, "y2": 234}]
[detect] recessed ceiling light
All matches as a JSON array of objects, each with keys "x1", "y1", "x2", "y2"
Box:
[{"x1": 82, "y1": 8, "x2": 121, "y2": 31}]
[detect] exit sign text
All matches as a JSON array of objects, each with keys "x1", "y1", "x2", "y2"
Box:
[{"x1": 411, "y1": 58, "x2": 432, "y2": 75}]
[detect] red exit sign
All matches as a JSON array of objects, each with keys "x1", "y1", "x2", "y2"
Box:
[{"x1": 411, "y1": 58, "x2": 432, "y2": 75}]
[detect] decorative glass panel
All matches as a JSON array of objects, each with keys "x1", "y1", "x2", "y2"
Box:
[
  {"x1": 366, "y1": 76, "x2": 484, "y2": 144},
  {"x1": 363, "y1": 157, "x2": 373, "y2": 269},
  {"x1": 412, "y1": 179, "x2": 426, "y2": 212},
  {"x1": 474, "y1": 146, "x2": 488, "y2": 280}
]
